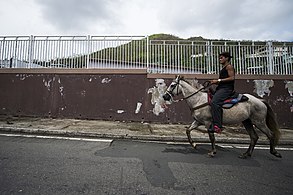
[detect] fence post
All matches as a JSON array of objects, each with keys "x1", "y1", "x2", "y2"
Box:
[
  {"x1": 283, "y1": 42, "x2": 288, "y2": 74},
  {"x1": 146, "y1": 35, "x2": 149, "y2": 72},
  {"x1": 238, "y1": 41, "x2": 242, "y2": 74},
  {"x1": 267, "y1": 41, "x2": 274, "y2": 74},
  {"x1": 13, "y1": 37, "x2": 19, "y2": 68},
  {"x1": 177, "y1": 41, "x2": 180, "y2": 72},
  {"x1": 206, "y1": 41, "x2": 211, "y2": 73},
  {"x1": 87, "y1": 35, "x2": 91, "y2": 69},
  {"x1": 163, "y1": 40, "x2": 166, "y2": 72},
  {"x1": 209, "y1": 41, "x2": 212, "y2": 73},
  {"x1": 28, "y1": 35, "x2": 34, "y2": 68}
]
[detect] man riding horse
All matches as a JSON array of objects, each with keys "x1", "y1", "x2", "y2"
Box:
[
  {"x1": 209, "y1": 52, "x2": 235, "y2": 133},
  {"x1": 162, "y1": 52, "x2": 282, "y2": 158}
]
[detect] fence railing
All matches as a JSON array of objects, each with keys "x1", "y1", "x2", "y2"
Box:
[{"x1": 1, "y1": 35, "x2": 292, "y2": 75}]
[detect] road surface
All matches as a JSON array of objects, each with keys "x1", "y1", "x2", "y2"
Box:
[{"x1": 0, "y1": 133, "x2": 292, "y2": 195}]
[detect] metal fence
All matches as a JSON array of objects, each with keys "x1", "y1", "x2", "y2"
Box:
[
  {"x1": 0, "y1": 36, "x2": 147, "y2": 69},
  {"x1": 1, "y1": 35, "x2": 292, "y2": 75},
  {"x1": 148, "y1": 40, "x2": 293, "y2": 75}
]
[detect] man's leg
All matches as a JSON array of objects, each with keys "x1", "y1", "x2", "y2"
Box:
[{"x1": 210, "y1": 88, "x2": 232, "y2": 131}]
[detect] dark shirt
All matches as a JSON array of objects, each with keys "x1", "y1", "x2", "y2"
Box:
[{"x1": 217, "y1": 65, "x2": 235, "y2": 90}]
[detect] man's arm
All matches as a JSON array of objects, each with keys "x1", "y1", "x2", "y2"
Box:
[
  {"x1": 222, "y1": 64, "x2": 235, "y2": 82},
  {"x1": 210, "y1": 64, "x2": 235, "y2": 84}
]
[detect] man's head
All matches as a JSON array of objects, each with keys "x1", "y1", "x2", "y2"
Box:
[{"x1": 219, "y1": 52, "x2": 232, "y2": 64}]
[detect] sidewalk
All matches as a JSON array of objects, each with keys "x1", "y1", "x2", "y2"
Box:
[{"x1": 0, "y1": 116, "x2": 292, "y2": 145}]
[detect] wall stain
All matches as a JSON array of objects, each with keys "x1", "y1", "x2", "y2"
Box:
[
  {"x1": 285, "y1": 81, "x2": 293, "y2": 96},
  {"x1": 148, "y1": 79, "x2": 170, "y2": 116},
  {"x1": 253, "y1": 80, "x2": 274, "y2": 98}
]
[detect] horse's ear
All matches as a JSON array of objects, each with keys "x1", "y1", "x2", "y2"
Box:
[{"x1": 175, "y1": 75, "x2": 181, "y2": 80}]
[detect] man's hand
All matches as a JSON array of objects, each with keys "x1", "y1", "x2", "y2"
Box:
[{"x1": 210, "y1": 79, "x2": 219, "y2": 84}]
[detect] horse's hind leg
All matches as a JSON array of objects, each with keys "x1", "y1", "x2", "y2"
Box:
[
  {"x1": 254, "y1": 122, "x2": 282, "y2": 158},
  {"x1": 186, "y1": 120, "x2": 199, "y2": 148},
  {"x1": 269, "y1": 139, "x2": 282, "y2": 158},
  {"x1": 239, "y1": 119, "x2": 259, "y2": 159}
]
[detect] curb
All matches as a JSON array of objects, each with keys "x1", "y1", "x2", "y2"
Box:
[{"x1": 1, "y1": 127, "x2": 292, "y2": 146}]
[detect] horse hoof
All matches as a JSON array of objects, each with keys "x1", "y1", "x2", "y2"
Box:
[
  {"x1": 238, "y1": 154, "x2": 250, "y2": 159},
  {"x1": 208, "y1": 151, "x2": 216, "y2": 157},
  {"x1": 208, "y1": 152, "x2": 214, "y2": 157},
  {"x1": 191, "y1": 142, "x2": 197, "y2": 149},
  {"x1": 271, "y1": 152, "x2": 282, "y2": 158}
]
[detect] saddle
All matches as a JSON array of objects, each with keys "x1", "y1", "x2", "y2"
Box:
[{"x1": 208, "y1": 90, "x2": 249, "y2": 109}]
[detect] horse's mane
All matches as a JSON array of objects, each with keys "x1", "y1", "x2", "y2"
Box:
[{"x1": 180, "y1": 76, "x2": 207, "y2": 92}]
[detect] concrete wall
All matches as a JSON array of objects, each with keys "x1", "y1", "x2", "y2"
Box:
[{"x1": 0, "y1": 69, "x2": 292, "y2": 128}]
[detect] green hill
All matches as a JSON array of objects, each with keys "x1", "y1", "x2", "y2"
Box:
[{"x1": 36, "y1": 33, "x2": 292, "y2": 70}]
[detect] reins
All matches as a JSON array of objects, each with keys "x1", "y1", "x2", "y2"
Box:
[
  {"x1": 173, "y1": 80, "x2": 211, "y2": 103},
  {"x1": 190, "y1": 102, "x2": 210, "y2": 111},
  {"x1": 170, "y1": 80, "x2": 212, "y2": 111}
]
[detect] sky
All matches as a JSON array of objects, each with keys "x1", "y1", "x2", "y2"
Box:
[{"x1": 0, "y1": 0, "x2": 292, "y2": 41}]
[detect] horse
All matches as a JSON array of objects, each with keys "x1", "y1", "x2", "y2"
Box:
[{"x1": 162, "y1": 75, "x2": 282, "y2": 158}]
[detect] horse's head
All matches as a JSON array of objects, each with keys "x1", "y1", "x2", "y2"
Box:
[{"x1": 163, "y1": 75, "x2": 183, "y2": 101}]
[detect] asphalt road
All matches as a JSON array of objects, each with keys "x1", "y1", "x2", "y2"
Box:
[{"x1": 0, "y1": 134, "x2": 293, "y2": 195}]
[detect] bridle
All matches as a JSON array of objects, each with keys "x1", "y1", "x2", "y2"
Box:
[
  {"x1": 166, "y1": 77, "x2": 211, "y2": 103},
  {"x1": 165, "y1": 78, "x2": 181, "y2": 102}
]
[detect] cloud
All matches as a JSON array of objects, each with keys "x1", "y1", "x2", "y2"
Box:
[
  {"x1": 35, "y1": 0, "x2": 120, "y2": 33},
  {"x1": 156, "y1": 0, "x2": 293, "y2": 40},
  {"x1": 0, "y1": 0, "x2": 292, "y2": 40}
]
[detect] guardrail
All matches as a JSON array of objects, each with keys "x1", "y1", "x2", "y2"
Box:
[
  {"x1": 0, "y1": 36, "x2": 147, "y2": 69},
  {"x1": 148, "y1": 40, "x2": 293, "y2": 75},
  {"x1": 1, "y1": 35, "x2": 292, "y2": 75}
]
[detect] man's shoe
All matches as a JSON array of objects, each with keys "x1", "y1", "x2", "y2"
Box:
[{"x1": 214, "y1": 125, "x2": 222, "y2": 133}]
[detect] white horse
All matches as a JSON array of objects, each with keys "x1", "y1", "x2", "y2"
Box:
[{"x1": 163, "y1": 75, "x2": 282, "y2": 158}]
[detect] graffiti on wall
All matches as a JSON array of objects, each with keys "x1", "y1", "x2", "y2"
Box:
[
  {"x1": 253, "y1": 79, "x2": 293, "y2": 112},
  {"x1": 253, "y1": 80, "x2": 274, "y2": 98},
  {"x1": 285, "y1": 81, "x2": 293, "y2": 112},
  {"x1": 147, "y1": 79, "x2": 170, "y2": 116},
  {"x1": 285, "y1": 81, "x2": 293, "y2": 96}
]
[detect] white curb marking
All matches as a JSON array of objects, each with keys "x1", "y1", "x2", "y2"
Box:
[
  {"x1": 1, "y1": 134, "x2": 292, "y2": 151},
  {"x1": 0, "y1": 133, "x2": 113, "y2": 143},
  {"x1": 218, "y1": 144, "x2": 293, "y2": 151}
]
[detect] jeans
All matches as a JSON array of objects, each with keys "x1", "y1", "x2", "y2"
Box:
[{"x1": 211, "y1": 88, "x2": 234, "y2": 128}]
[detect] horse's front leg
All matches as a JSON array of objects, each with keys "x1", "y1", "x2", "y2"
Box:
[
  {"x1": 186, "y1": 120, "x2": 199, "y2": 149},
  {"x1": 208, "y1": 131, "x2": 217, "y2": 157}
]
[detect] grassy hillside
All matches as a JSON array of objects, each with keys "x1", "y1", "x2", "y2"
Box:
[{"x1": 36, "y1": 33, "x2": 291, "y2": 70}]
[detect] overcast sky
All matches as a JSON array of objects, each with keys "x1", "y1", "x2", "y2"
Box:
[{"x1": 0, "y1": 0, "x2": 292, "y2": 41}]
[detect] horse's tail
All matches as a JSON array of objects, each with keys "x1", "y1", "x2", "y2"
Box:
[{"x1": 263, "y1": 101, "x2": 280, "y2": 146}]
